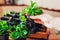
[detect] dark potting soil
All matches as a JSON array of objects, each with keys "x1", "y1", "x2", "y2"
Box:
[{"x1": 26, "y1": 18, "x2": 47, "y2": 34}]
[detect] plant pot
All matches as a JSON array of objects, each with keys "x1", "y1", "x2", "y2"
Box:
[
  {"x1": 16, "y1": 38, "x2": 26, "y2": 40},
  {"x1": 0, "y1": 35, "x2": 9, "y2": 40}
]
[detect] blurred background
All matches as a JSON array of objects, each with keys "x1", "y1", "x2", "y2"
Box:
[
  {"x1": 0, "y1": 0, "x2": 60, "y2": 9},
  {"x1": 0, "y1": 0, "x2": 60, "y2": 16}
]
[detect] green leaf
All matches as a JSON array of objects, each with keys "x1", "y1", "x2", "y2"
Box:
[
  {"x1": 16, "y1": 27, "x2": 19, "y2": 31},
  {"x1": 19, "y1": 30, "x2": 27, "y2": 38},
  {"x1": 30, "y1": 0, "x2": 36, "y2": 7},
  {"x1": 10, "y1": 31, "x2": 20, "y2": 40},
  {"x1": 17, "y1": 22, "x2": 25, "y2": 30},
  {"x1": 0, "y1": 32, "x2": 2, "y2": 35},
  {"x1": 20, "y1": 16, "x2": 26, "y2": 22},
  {"x1": 20, "y1": 9, "x2": 26, "y2": 16},
  {"x1": 20, "y1": 22, "x2": 25, "y2": 29},
  {"x1": 20, "y1": 0, "x2": 43, "y2": 16},
  {"x1": 35, "y1": 9, "x2": 43, "y2": 15},
  {"x1": 0, "y1": 21, "x2": 10, "y2": 35},
  {"x1": 22, "y1": 30, "x2": 27, "y2": 35}
]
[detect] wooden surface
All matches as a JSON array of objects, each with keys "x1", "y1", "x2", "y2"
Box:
[
  {"x1": 26, "y1": 28, "x2": 59, "y2": 40},
  {"x1": 48, "y1": 28, "x2": 59, "y2": 40},
  {"x1": 0, "y1": 6, "x2": 2, "y2": 17}
]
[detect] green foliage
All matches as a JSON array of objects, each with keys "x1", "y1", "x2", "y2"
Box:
[
  {"x1": 20, "y1": 0, "x2": 43, "y2": 16},
  {"x1": 19, "y1": 30, "x2": 28, "y2": 38},
  {"x1": 1, "y1": 11, "x2": 28, "y2": 40},
  {"x1": 20, "y1": 9, "x2": 26, "y2": 16},
  {"x1": 0, "y1": 1, "x2": 43, "y2": 40},
  {"x1": 18, "y1": 22, "x2": 28, "y2": 38},
  {"x1": 0, "y1": 21, "x2": 10, "y2": 35},
  {"x1": 20, "y1": 15, "x2": 26, "y2": 22},
  {"x1": 10, "y1": 22, "x2": 28, "y2": 40},
  {"x1": 10, "y1": 31, "x2": 20, "y2": 40}
]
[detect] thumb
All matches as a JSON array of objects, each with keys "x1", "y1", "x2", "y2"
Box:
[{"x1": 30, "y1": 15, "x2": 40, "y2": 19}]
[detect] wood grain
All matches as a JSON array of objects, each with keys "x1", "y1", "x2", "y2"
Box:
[{"x1": 0, "y1": 6, "x2": 2, "y2": 17}]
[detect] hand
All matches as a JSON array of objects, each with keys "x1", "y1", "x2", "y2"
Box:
[{"x1": 30, "y1": 15, "x2": 44, "y2": 24}]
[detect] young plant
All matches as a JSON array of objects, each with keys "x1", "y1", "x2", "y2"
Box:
[
  {"x1": 20, "y1": 0, "x2": 43, "y2": 16},
  {"x1": 10, "y1": 22, "x2": 28, "y2": 40},
  {"x1": 0, "y1": 21, "x2": 10, "y2": 35}
]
